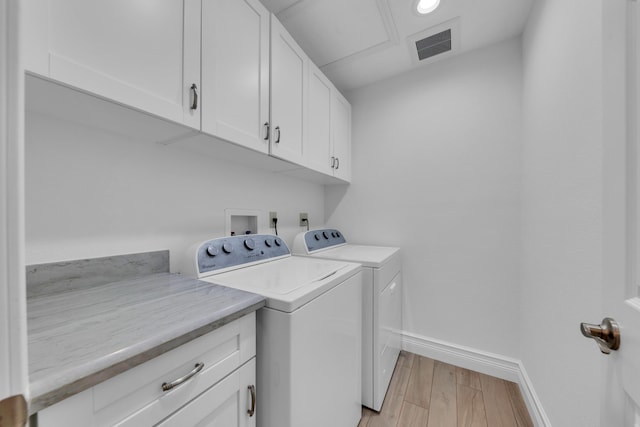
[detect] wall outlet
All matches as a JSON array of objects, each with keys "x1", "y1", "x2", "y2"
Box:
[
  {"x1": 269, "y1": 211, "x2": 278, "y2": 226},
  {"x1": 299, "y1": 212, "x2": 308, "y2": 227}
]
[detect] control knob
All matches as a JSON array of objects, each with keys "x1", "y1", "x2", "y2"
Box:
[
  {"x1": 206, "y1": 246, "x2": 219, "y2": 257},
  {"x1": 274, "y1": 238, "x2": 282, "y2": 246},
  {"x1": 222, "y1": 242, "x2": 233, "y2": 254},
  {"x1": 323, "y1": 231, "x2": 329, "y2": 239},
  {"x1": 265, "y1": 239, "x2": 273, "y2": 247},
  {"x1": 244, "y1": 238, "x2": 255, "y2": 250},
  {"x1": 314, "y1": 233, "x2": 321, "y2": 241}
]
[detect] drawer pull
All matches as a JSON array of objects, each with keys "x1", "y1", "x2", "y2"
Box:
[
  {"x1": 162, "y1": 362, "x2": 204, "y2": 392},
  {"x1": 190, "y1": 83, "x2": 198, "y2": 110},
  {"x1": 248, "y1": 385, "x2": 256, "y2": 417},
  {"x1": 263, "y1": 122, "x2": 270, "y2": 140}
]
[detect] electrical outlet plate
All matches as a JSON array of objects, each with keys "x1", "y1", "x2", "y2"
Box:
[
  {"x1": 269, "y1": 211, "x2": 278, "y2": 225},
  {"x1": 299, "y1": 212, "x2": 308, "y2": 226}
]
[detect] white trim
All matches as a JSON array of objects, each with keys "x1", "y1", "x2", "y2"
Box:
[
  {"x1": 0, "y1": 0, "x2": 9, "y2": 398},
  {"x1": 0, "y1": 0, "x2": 28, "y2": 401},
  {"x1": 402, "y1": 331, "x2": 552, "y2": 427},
  {"x1": 516, "y1": 362, "x2": 553, "y2": 427},
  {"x1": 275, "y1": 0, "x2": 400, "y2": 69}
]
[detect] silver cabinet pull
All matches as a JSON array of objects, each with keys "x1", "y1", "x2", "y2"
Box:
[
  {"x1": 274, "y1": 126, "x2": 281, "y2": 143},
  {"x1": 248, "y1": 384, "x2": 256, "y2": 417},
  {"x1": 580, "y1": 317, "x2": 620, "y2": 354},
  {"x1": 190, "y1": 83, "x2": 198, "y2": 110},
  {"x1": 335, "y1": 157, "x2": 340, "y2": 170},
  {"x1": 331, "y1": 156, "x2": 335, "y2": 168},
  {"x1": 263, "y1": 122, "x2": 270, "y2": 140},
  {"x1": 162, "y1": 362, "x2": 204, "y2": 391}
]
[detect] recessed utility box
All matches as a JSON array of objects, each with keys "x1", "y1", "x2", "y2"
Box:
[{"x1": 225, "y1": 209, "x2": 260, "y2": 236}]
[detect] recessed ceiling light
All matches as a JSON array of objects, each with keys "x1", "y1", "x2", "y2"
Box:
[{"x1": 416, "y1": 0, "x2": 440, "y2": 14}]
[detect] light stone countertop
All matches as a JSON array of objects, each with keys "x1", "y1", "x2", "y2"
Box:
[{"x1": 27, "y1": 272, "x2": 265, "y2": 414}]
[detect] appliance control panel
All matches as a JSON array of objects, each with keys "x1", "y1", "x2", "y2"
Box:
[
  {"x1": 303, "y1": 229, "x2": 347, "y2": 253},
  {"x1": 196, "y1": 234, "x2": 290, "y2": 275}
]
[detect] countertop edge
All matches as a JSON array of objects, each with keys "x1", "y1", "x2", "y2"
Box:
[{"x1": 28, "y1": 299, "x2": 265, "y2": 414}]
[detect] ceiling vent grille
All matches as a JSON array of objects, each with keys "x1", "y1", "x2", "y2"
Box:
[{"x1": 415, "y1": 29, "x2": 452, "y2": 61}]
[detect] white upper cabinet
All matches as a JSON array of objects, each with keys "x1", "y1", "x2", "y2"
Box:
[
  {"x1": 331, "y1": 90, "x2": 352, "y2": 182},
  {"x1": 305, "y1": 61, "x2": 352, "y2": 182},
  {"x1": 269, "y1": 16, "x2": 306, "y2": 165},
  {"x1": 201, "y1": 0, "x2": 270, "y2": 154},
  {"x1": 305, "y1": 62, "x2": 333, "y2": 175},
  {"x1": 23, "y1": 1, "x2": 351, "y2": 183},
  {"x1": 23, "y1": 0, "x2": 201, "y2": 129}
]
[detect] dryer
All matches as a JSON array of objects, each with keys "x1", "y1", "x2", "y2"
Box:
[
  {"x1": 293, "y1": 229, "x2": 401, "y2": 412},
  {"x1": 182, "y1": 234, "x2": 362, "y2": 427}
]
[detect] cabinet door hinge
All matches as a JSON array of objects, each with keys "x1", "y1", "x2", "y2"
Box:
[{"x1": 0, "y1": 395, "x2": 27, "y2": 427}]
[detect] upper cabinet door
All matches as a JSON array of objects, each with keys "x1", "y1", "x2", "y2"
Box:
[
  {"x1": 305, "y1": 62, "x2": 333, "y2": 175},
  {"x1": 23, "y1": 0, "x2": 200, "y2": 129},
  {"x1": 201, "y1": 0, "x2": 270, "y2": 154},
  {"x1": 331, "y1": 91, "x2": 352, "y2": 182},
  {"x1": 270, "y1": 16, "x2": 306, "y2": 165}
]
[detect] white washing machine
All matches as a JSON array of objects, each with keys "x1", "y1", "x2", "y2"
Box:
[
  {"x1": 293, "y1": 229, "x2": 401, "y2": 412},
  {"x1": 182, "y1": 234, "x2": 362, "y2": 427}
]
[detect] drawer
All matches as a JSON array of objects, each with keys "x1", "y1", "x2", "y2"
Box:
[
  {"x1": 156, "y1": 358, "x2": 256, "y2": 427},
  {"x1": 37, "y1": 312, "x2": 256, "y2": 427}
]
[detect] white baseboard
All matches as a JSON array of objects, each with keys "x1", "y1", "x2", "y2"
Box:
[
  {"x1": 516, "y1": 362, "x2": 553, "y2": 427},
  {"x1": 402, "y1": 331, "x2": 552, "y2": 427}
]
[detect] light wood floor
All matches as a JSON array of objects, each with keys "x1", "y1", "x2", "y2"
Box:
[{"x1": 358, "y1": 351, "x2": 534, "y2": 427}]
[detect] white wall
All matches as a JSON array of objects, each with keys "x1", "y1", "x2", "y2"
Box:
[
  {"x1": 25, "y1": 111, "x2": 325, "y2": 271},
  {"x1": 326, "y1": 38, "x2": 523, "y2": 358},
  {"x1": 521, "y1": 1, "x2": 606, "y2": 425}
]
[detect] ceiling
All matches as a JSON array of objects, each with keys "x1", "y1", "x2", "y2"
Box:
[{"x1": 260, "y1": 0, "x2": 534, "y2": 92}]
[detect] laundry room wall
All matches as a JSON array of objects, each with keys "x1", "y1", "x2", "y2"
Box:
[
  {"x1": 520, "y1": 0, "x2": 610, "y2": 425},
  {"x1": 25, "y1": 111, "x2": 325, "y2": 270},
  {"x1": 325, "y1": 38, "x2": 523, "y2": 358}
]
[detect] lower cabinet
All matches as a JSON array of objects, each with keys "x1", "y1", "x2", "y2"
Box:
[
  {"x1": 37, "y1": 313, "x2": 256, "y2": 427},
  {"x1": 157, "y1": 359, "x2": 255, "y2": 427}
]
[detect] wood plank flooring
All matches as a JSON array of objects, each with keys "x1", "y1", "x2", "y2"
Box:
[{"x1": 358, "y1": 351, "x2": 534, "y2": 427}]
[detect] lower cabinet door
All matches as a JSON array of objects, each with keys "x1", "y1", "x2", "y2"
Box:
[{"x1": 157, "y1": 358, "x2": 256, "y2": 427}]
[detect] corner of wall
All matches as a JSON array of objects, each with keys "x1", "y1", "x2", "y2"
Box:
[{"x1": 402, "y1": 331, "x2": 551, "y2": 427}]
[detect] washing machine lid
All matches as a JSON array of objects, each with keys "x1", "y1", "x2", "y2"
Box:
[
  {"x1": 305, "y1": 245, "x2": 400, "y2": 268},
  {"x1": 206, "y1": 256, "x2": 361, "y2": 312}
]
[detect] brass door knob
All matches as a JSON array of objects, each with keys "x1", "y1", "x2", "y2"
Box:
[
  {"x1": 580, "y1": 317, "x2": 620, "y2": 354},
  {"x1": 0, "y1": 395, "x2": 27, "y2": 427}
]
